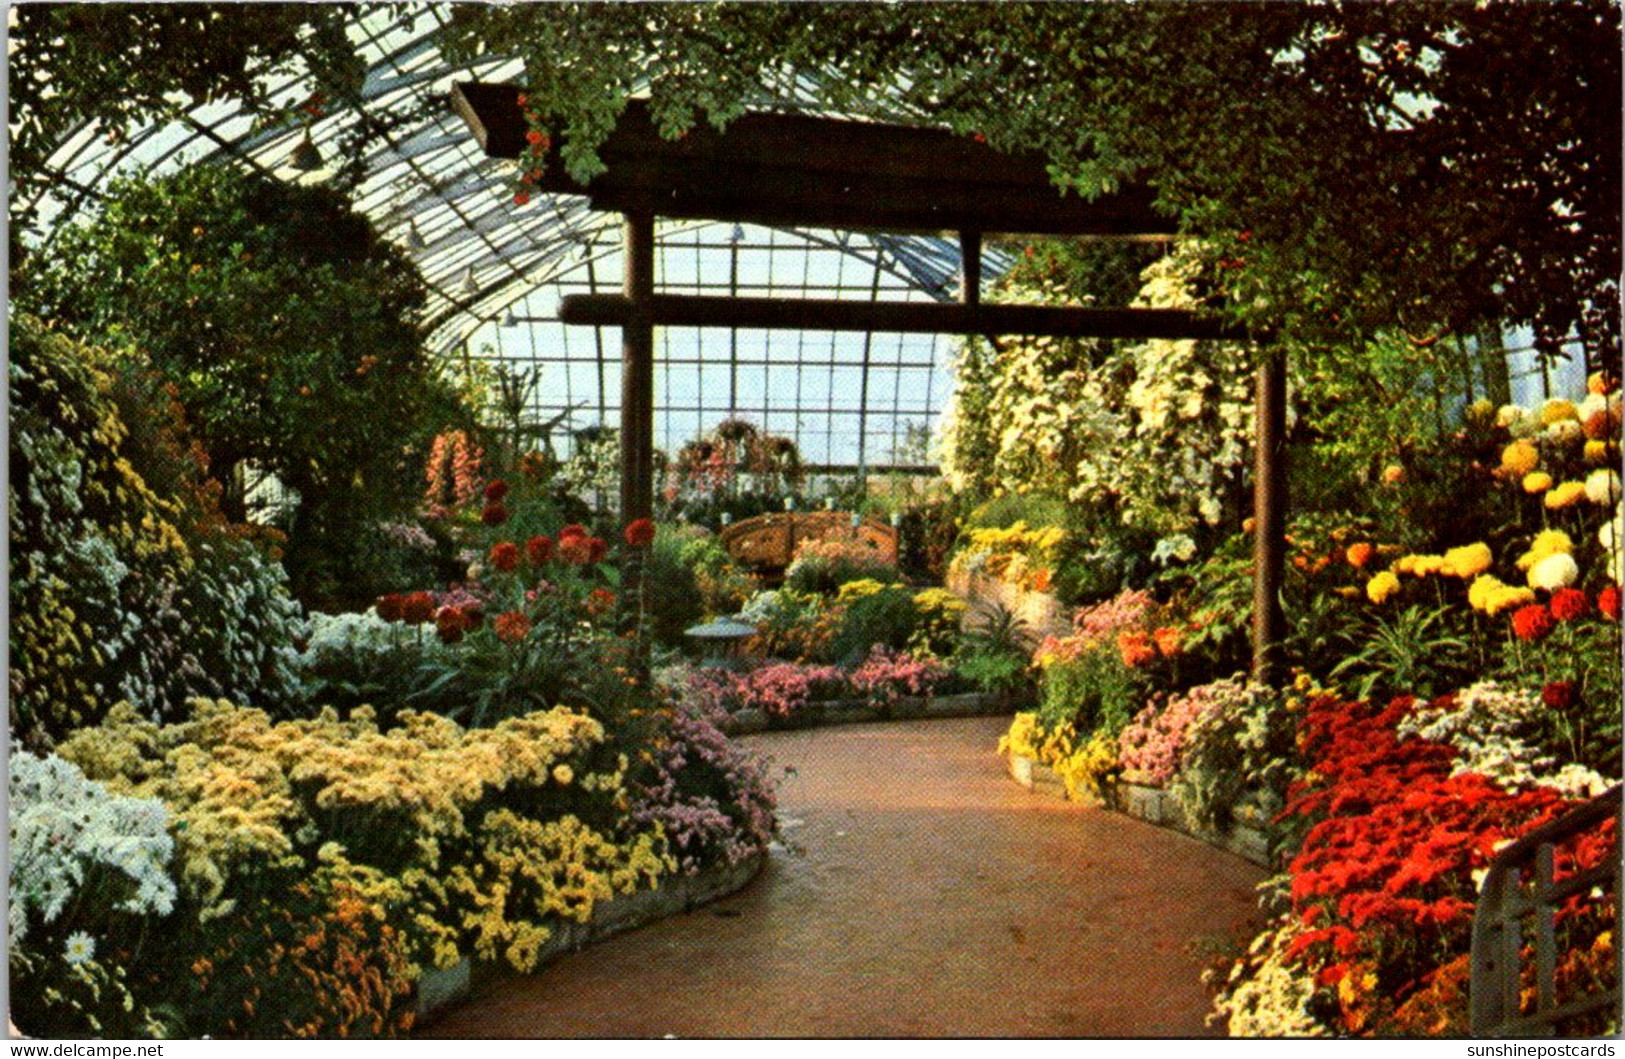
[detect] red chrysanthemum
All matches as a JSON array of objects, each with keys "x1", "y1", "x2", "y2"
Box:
[
  {"x1": 494, "y1": 610, "x2": 532, "y2": 644},
  {"x1": 1549, "y1": 587, "x2": 1590, "y2": 622},
  {"x1": 490, "y1": 541, "x2": 519, "y2": 573},
  {"x1": 586, "y1": 537, "x2": 608, "y2": 564},
  {"x1": 435, "y1": 604, "x2": 470, "y2": 644},
  {"x1": 526, "y1": 534, "x2": 553, "y2": 565},
  {"x1": 557, "y1": 535, "x2": 594, "y2": 566},
  {"x1": 623, "y1": 517, "x2": 656, "y2": 549},
  {"x1": 1510, "y1": 603, "x2": 1555, "y2": 642},
  {"x1": 558, "y1": 523, "x2": 588, "y2": 541},
  {"x1": 481, "y1": 503, "x2": 509, "y2": 527},
  {"x1": 1542, "y1": 681, "x2": 1578, "y2": 711},
  {"x1": 586, "y1": 588, "x2": 616, "y2": 617},
  {"x1": 401, "y1": 591, "x2": 437, "y2": 625},
  {"x1": 1599, "y1": 585, "x2": 1621, "y2": 622},
  {"x1": 484, "y1": 480, "x2": 510, "y2": 502},
  {"x1": 375, "y1": 594, "x2": 405, "y2": 623}
]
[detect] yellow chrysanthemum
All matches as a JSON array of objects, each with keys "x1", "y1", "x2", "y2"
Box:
[
  {"x1": 1500, "y1": 441, "x2": 1540, "y2": 477},
  {"x1": 1465, "y1": 398, "x2": 1497, "y2": 425},
  {"x1": 1585, "y1": 440, "x2": 1615, "y2": 465},
  {"x1": 1590, "y1": 371, "x2": 1612, "y2": 396},
  {"x1": 1486, "y1": 585, "x2": 1537, "y2": 616},
  {"x1": 1395, "y1": 554, "x2": 1444, "y2": 577},
  {"x1": 1441, "y1": 542, "x2": 1493, "y2": 580},
  {"x1": 1517, "y1": 529, "x2": 1574, "y2": 571},
  {"x1": 1544, "y1": 481, "x2": 1588, "y2": 510},
  {"x1": 1522, "y1": 471, "x2": 1553, "y2": 494},
  {"x1": 1541, "y1": 399, "x2": 1580, "y2": 425},
  {"x1": 1366, "y1": 571, "x2": 1401, "y2": 604},
  {"x1": 1467, "y1": 574, "x2": 1502, "y2": 612}
]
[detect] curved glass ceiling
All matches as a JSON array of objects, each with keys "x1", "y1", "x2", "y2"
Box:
[{"x1": 16, "y1": 5, "x2": 1013, "y2": 469}]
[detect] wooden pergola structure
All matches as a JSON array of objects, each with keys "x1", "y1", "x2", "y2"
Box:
[{"x1": 452, "y1": 83, "x2": 1287, "y2": 681}]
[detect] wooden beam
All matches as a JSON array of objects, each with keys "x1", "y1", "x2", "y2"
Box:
[
  {"x1": 452, "y1": 82, "x2": 1174, "y2": 236},
  {"x1": 1251, "y1": 347, "x2": 1288, "y2": 685},
  {"x1": 559, "y1": 293, "x2": 1249, "y2": 341}
]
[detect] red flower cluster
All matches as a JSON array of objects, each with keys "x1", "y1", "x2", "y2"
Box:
[
  {"x1": 623, "y1": 517, "x2": 656, "y2": 549},
  {"x1": 493, "y1": 610, "x2": 532, "y2": 644},
  {"x1": 585, "y1": 588, "x2": 616, "y2": 618},
  {"x1": 379, "y1": 591, "x2": 447, "y2": 625},
  {"x1": 484, "y1": 480, "x2": 510, "y2": 503},
  {"x1": 435, "y1": 603, "x2": 480, "y2": 644},
  {"x1": 481, "y1": 503, "x2": 509, "y2": 527},
  {"x1": 1510, "y1": 603, "x2": 1555, "y2": 642},
  {"x1": 526, "y1": 534, "x2": 553, "y2": 565},
  {"x1": 1278, "y1": 691, "x2": 1591, "y2": 1031},
  {"x1": 556, "y1": 524, "x2": 608, "y2": 565},
  {"x1": 489, "y1": 541, "x2": 519, "y2": 573},
  {"x1": 1599, "y1": 585, "x2": 1621, "y2": 622},
  {"x1": 1549, "y1": 587, "x2": 1590, "y2": 623},
  {"x1": 1542, "y1": 681, "x2": 1578, "y2": 711}
]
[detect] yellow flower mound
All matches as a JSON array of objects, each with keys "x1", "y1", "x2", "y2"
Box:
[
  {"x1": 1545, "y1": 481, "x2": 1588, "y2": 510},
  {"x1": 1522, "y1": 472, "x2": 1554, "y2": 494},
  {"x1": 1393, "y1": 554, "x2": 1444, "y2": 577},
  {"x1": 1516, "y1": 529, "x2": 1574, "y2": 571},
  {"x1": 1366, "y1": 571, "x2": 1402, "y2": 604},
  {"x1": 835, "y1": 578, "x2": 889, "y2": 602},
  {"x1": 1467, "y1": 575, "x2": 1537, "y2": 616},
  {"x1": 1500, "y1": 441, "x2": 1540, "y2": 477},
  {"x1": 1440, "y1": 542, "x2": 1493, "y2": 579},
  {"x1": 1586, "y1": 440, "x2": 1615, "y2": 466},
  {"x1": 913, "y1": 587, "x2": 968, "y2": 617},
  {"x1": 1540, "y1": 398, "x2": 1580, "y2": 425}
]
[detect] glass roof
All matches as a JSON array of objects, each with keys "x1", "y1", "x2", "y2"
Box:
[{"x1": 17, "y1": 5, "x2": 1014, "y2": 469}]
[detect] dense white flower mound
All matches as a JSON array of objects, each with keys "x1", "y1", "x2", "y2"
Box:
[{"x1": 9, "y1": 750, "x2": 177, "y2": 943}]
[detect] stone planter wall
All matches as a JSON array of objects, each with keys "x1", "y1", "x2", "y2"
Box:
[
  {"x1": 414, "y1": 850, "x2": 767, "y2": 1025},
  {"x1": 720, "y1": 689, "x2": 1011, "y2": 736},
  {"x1": 1002, "y1": 751, "x2": 1275, "y2": 869},
  {"x1": 947, "y1": 568, "x2": 1072, "y2": 644}
]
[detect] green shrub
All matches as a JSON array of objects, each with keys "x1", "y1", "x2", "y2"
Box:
[
  {"x1": 965, "y1": 492, "x2": 1072, "y2": 531},
  {"x1": 679, "y1": 532, "x2": 756, "y2": 616},
  {"x1": 1038, "y1": 646, "x2": 1147, "y2": 738},
  {"x1": 827, "y1": 585, "x2": 920, "y2": 665},
  {"x1": 783, "y1": 538, "x2": 899, "y2": 596}
]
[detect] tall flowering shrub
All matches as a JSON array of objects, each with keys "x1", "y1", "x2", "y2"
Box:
[{"x1": 9, "y1": 316, "x2": 305, "y2": 742}]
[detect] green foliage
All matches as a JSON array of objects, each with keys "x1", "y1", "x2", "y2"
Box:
[
  {"x1": 1038, "y1": 648, "x2": 1146, "y2": 739},
  {"x1": 678, "y1": 534, "x2": 756, "y2": 617},
  {"x1": 965, "y1": 492, "x2": 1074, "y2": 532},
  {"x1": 25, "y1": 165, "x2": 469, "y2": 609},
  {"x1": 1329, "y1": 605, "x2": 1475, "y2": 703},
  {"x1": 896, "y1": 494, "x2": 965, "y2": 583},
  {"x1": 446, "y1": 2, "x2": 1616, "y2": 359},
  {"x1": 826, "y1": 586, "x2": 920, "y2": 666},
  {"x1": 642, "y1": 526, "x2": 706, "y2": 645}
]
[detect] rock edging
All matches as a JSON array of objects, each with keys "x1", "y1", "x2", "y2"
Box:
[
  {"x1": 414, "y1": 850, "x2": 767, "y2": 1025},
  {"x1": 1002, "y1": 751, "x2": 1275, "y2": 868}
]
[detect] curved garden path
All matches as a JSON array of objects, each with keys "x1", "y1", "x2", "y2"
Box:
[{"x1": 422, "y1": 716, "x2": 1266, "y2": 1038}]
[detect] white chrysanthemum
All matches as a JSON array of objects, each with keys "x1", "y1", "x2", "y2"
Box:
[
  {"x1": 1601, "y1": 518, "x2": 1622, "y2": 553},
  {"x1": 1496, "y1": 403, "x2": 1530, "y2": 429},
  {"x1": 1529, "y1": 551, "x2": 1581, "y2": 590},
  {"x1": 1586, "y1": 468, "x2": 1622, "y2": 506},
  {"x1": 1544, "y1": 419, "x2": 1584, "y2": 445},
  {"x1": 64, "y1": 931, "x2": 96, "y2": 966},
  {"x1": 1579, "y1": 393, "x2": 1608, "y2": 420}
]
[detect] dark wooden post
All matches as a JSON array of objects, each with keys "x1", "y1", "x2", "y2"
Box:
[
  {"x1": 960, "y1": 230, "x2": 982, "y2": 306},
  {"x1": 620, "y1": 207, "x2": 655, "y2": 524},
  {"x1": 1251, "y1": 346, "x2": 1287, "y2": 685}
]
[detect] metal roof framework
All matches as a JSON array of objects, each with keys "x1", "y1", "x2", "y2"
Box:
[{"x1": 16, "y1": 5, "x2": 1012, "y2": 469}]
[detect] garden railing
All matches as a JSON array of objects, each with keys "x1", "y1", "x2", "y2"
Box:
[{"x1": 1470, "y1": 783, "x2": 1622, "y2": 1037}]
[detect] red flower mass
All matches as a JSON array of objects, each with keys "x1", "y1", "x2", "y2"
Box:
[
  {"x1": 375, "y1": 594, "x2": 404, "y2": 622},
  {"x1": 558, "y1": 523, "x2": 588, "y2": 541},
  {"x1": 401, "y1": 591, "x2": 436, "y2": 625},
  {"x1": 586, "y1": 588, "x2": 616, "y2": 617},
  {"x1": 557, "y1": 535, "x2": 594, "y2": 566},
  {"x1": 484, "y1": 480, "x2": 510, "y2": 503},
  {"x1": 494, "y1": 610, "x2": 532, "y2": 644},
  {"x1": 1549, "y1": 587, "x2": 1590, "y2": 622},
  {"x1": 587, "y1": 537, "x2": 608, "y2": 564},
  {"x1": 1542, "y1": 681, "x2": 1578, "y2": 711},
  {"x1": 1599, "y1": 585, "x2": 1621, "y2": 622},
  {"x1": 623, "y1": 517, "x2": 656, "y2": 549},
  {"x1": 1510, "y1": 603, "x2": 1555, "y2": 642},
  {"x1": 489, "y1": 541, "x2": 519, "y2": 573},
  {"x1": 526, "y1": 534, "x2": 553, "y2": 565},
  {"x1": 435, "y1": 604, "x2": 475, "y2": 644},
  {"x1": 481, "y1": 503, "x2": 509, "y2": 527}
]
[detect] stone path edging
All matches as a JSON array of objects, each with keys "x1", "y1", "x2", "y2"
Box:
[
  {"x1": 1003, "y1": 750, "x2": 1275, "y2": 868},
  {"x1": 414, "y1": 850, "x2": 767, "y2": 1024},
  {"x1": 719, "y1": 690, "x2": 1009, "y2": 735}
]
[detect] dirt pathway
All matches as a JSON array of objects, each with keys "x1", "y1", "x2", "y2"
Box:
[{"x1": 422, "y1": 716, "x2": 1266, "y2": 1038}]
